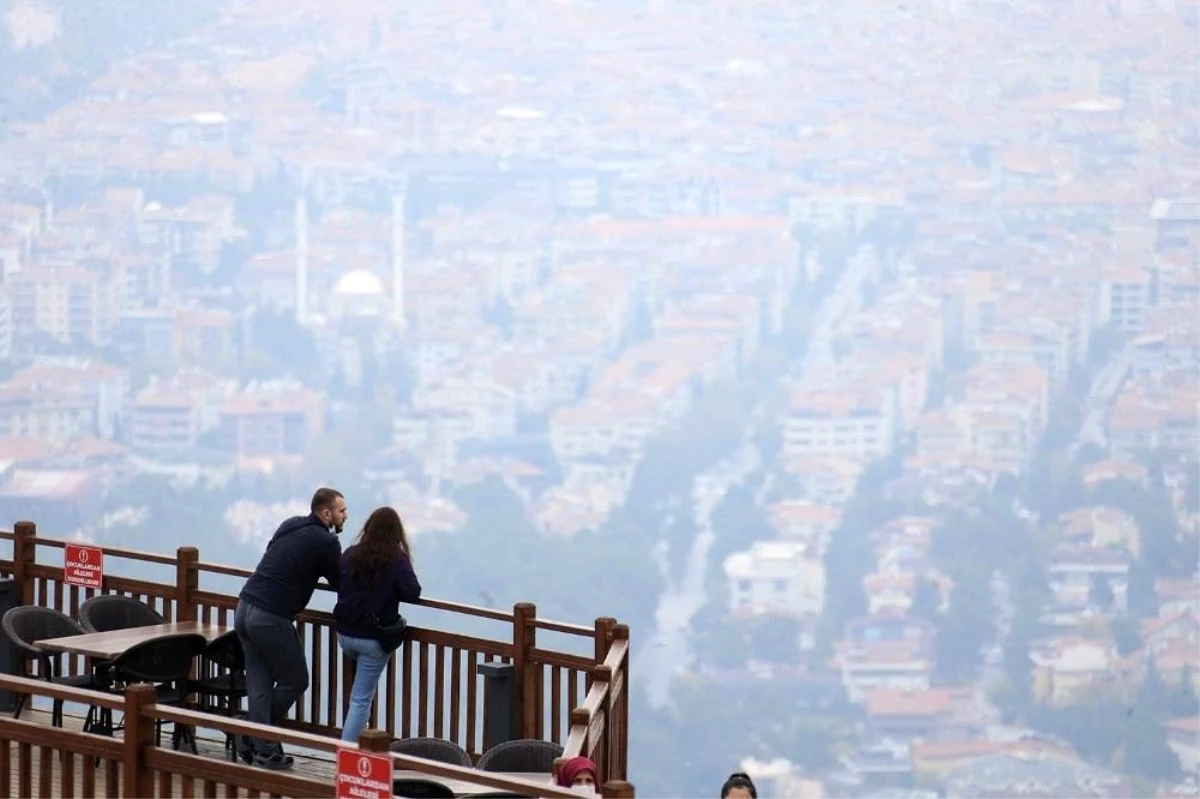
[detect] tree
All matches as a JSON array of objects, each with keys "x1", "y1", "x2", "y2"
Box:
[
  {"x1": 1089, "y1": 574, "x2": 1115, "y2": 610},
  {"x1": 1117, "y1": 711, "x2": 1181, "y2": 781},
  {"x1": 996, "y1": 603, "x2": 1041, "y2": 720},
  {"x1": 1023, "y1": 448, "x2": 1087, "y2": 518},
  {"x1": 379, "y1": 344, "x2": 417, "y2": 405},
  {"x1": 623, "y1": 382, "x2": 746, "y2": 513},
  {"x1": 246, "y1": 309, "x2": 322, "y2": 384},
  {"x1": 415, "y1": 478, "x2": 664, "y2": 636},
  {"x1": 1171, "y1": 664, "x2": 1200, "y2": 718},
  {"x1": 1029, "y1": 697, "x2": 1127, "y2": 763},
  {"x1": 1093, "y1": 478, "x2": 1190, "y2": 580},
  {"x1": 815, "y1": 459, "x2": 903, "y2": 656},
  {"x1": 1109, "y1": 615, "x2": 1142, "y2": 656},
  {"x1": 661, "y1": 513, "x2": 695, "y2": 584},
  {"x1": 691, "y1": 602, "x2": 754, "y2": 669},
  {"x1": 1126, "y1": 559, "x2": 1160, "y2": 619},
  {"x1": 1185, "y1": 465, "x2": 1200, "y2": 513},
  {"x1": 709, "y1": 484, "x2": 775, "y2": 564},
  {"x1": 910, "y1": 577, "x2": 942, "y2": 622},
  {"x1": 935, "y1": 580, "x2": 995, "y2": 684},
  {"x1": 483, "y1": 297, "x2": 513, "y2": 339},
  {"x1": 747, "y1": 615, "x2": 804, "y2": 664},
  {"x1": 1141, "y1": 658, "x2": 1172, "y2": 715}
]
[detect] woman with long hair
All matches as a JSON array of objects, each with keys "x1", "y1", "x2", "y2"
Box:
[{"x1": 334, "y1": 506, "x2": 421, "y2": 743}]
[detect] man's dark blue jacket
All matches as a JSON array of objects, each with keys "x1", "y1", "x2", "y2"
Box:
[{"x1": 239, "y1": 513, "x2": 342, "y2": 619}]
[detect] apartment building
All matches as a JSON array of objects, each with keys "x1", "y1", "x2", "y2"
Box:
[
  {"x1": 174, "y1": 308, "x2": 240, "y2": 368},
  {"x1": 1047, "y1": 546, "x2": 1131, "y2": 611},
  {"x1": 392, "y1": 408, "x2": 473, "y2": 469},
  {"x1": 723, "y1": 540, "x2": 826, "y2": 618},
  {"x1": 549, "y1": 391, "x2": 663, "y2": 464},
  {"x1": 1133, "y1": 305, "x2": 1199, "y2": 378},
  {"x1": 411, "y1": 376, "x2": 518, "y2": 441},
  {"x1": 218, "y1": 389, "x2": 325, "y2": 460},
  {"x1": 1151, "y1": 197, "x2": 1200, "y2": 253},
  {"x1": 1096, "y1": 267, "x2": 1151, "y2": 333},
  {"x1": 7, "y1": 264, "x2": 118, "y2": 348},
  {"x1": 0, "y1": 383, "x2": 95, "y2": 444},
  {"x1": 129, "y1": 392, "x2": 202, "y2": 451},
  {"x1": 836, "y1": 615, "x2": 937, "y2": 703},
  {"x1": 8, "y1": 362, "x2": 128, "y2": 440},
  {"x1": 128, "y1": 367, "x2": 241, "y2": 449},
  {"x1": 0, "y1": 290, "x2": 11, "y2": 359},
  {"x1": 783, "y1": 385, "x2": 897, "y2": 462},
  {"x1": 788, "y1": 188, "x2": 903, "y2": 232}
]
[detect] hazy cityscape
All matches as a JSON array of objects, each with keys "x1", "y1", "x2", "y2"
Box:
[{"x1": 0, "y1": 0, "x2": 1198, "y2": 796}]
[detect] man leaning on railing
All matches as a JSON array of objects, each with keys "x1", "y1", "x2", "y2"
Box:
[{"x1": 234, "y1": 487, "x2": 347, "y2": 770}]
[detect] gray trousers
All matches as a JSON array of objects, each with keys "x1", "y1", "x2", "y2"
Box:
[{"x1": 234, "y1": 600, "x2": 310, "y2": 754}]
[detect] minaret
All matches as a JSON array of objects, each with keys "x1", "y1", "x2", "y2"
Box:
[
  {"x1": 391, "y1": 191, "x2": 406, "y2": 329},
  {"x1": 295, "y1": 194, "x2": 309, "y2": 324},
  {"x1": 772, "y1": 226, "x2": 791, "y2": 336}
]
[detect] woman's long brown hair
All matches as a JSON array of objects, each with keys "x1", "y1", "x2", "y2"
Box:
[{"x1": 345, "y1": 506, "x2": 411, "y2": 586}]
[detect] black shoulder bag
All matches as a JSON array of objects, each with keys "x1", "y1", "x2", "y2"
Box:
[{"x1": 368, "y1": 612, "x2": 409, "y2": 653}]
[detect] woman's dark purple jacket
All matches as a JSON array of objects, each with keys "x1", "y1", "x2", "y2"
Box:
[{"x1": 333, "y1": 545, "x2": 422, "y2": 640}]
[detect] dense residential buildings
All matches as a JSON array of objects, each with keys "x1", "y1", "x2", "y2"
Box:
[{"x1": 0, "y1": 0, "x2": 1196, "y2": 795}]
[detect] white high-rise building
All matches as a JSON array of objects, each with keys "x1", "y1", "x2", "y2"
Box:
[
  {"x1": 295, "y1": 195, "x2": 309, "y2": 324},
  {"x1": 392, "y1": 192, "x2": 406, "y2": 328}
]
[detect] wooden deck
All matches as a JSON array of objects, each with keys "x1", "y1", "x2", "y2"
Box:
[
  {"x1": 0, "y1": 525, "x2": 634, "y2": 796},
  {"x1": 8, "y1": 705, "x2": 559, "y2": 798},
  {"x1": 9, "y1": 706, "x2": 340, "y2": 798}
]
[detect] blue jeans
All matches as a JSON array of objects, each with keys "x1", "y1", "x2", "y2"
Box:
[{"x1": 339, "y1": 634, "x2": 390, "y2": 743}]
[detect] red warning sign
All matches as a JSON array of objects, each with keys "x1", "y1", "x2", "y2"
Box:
[
  {"x1": 335, "y1": 748, "x2": 393, "y2": 799},
  {"x1": 64, "y1": 544, "x2": 103, "y2": 589}
]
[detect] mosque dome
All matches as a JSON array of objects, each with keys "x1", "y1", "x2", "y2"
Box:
[{"x1": 333, "y1": 269, "x2": 385, "y2": 297}]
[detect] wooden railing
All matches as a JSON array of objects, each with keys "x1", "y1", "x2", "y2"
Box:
[
  {"x1": 0, "y1": 521, "x2": 630, "y2": 785},
  {"x1": 0, "y1": 674, "x2": 636, "y2": 798}
]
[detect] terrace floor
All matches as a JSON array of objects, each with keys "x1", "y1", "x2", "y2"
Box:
[
  {"x1": 9, "y1": 703, "x2": 559, "y2": 798},
  {"x1": 9, "y1": 704, "x2": 339, "y2": 797}
]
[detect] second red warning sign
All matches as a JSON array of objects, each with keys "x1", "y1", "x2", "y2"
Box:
[
  {"x1": 64, "y1": 543, "x2": 103, "y2": 589},
  {"x1": 335, "y1": 749, "x2": 393, "y2": 799}
]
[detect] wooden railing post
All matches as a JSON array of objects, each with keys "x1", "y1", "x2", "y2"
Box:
[
  {"x1": 123, "y1": 683, "x2": 156, "y2": 798},
  {"x1": 12, "y1": 521, "x2": 36, "y2": 607},
  {"x1": 358, "y1": 728, "x2": 391, "y2": 752},
  {"x1": 512, "y1": 602, "x2": 537, "y2": 740},
  {"x1": 601, "y1": 780, "x2": 635, "y2": 798},
  {"x1": 590, "y1": 665, "x2": 612, "y2": 779},
  {"x1": 593, "y1": 617, "x2": 616, "y2": 662},
  {"x1": 611, "y1": 624, "x2": 630, "y2": 780},
  {"x1": 175, "y1": 546, "x2": 199, "y2": 622},
  {"x1": 591, "y1": 617, "x2": 616, "y2": 691}
]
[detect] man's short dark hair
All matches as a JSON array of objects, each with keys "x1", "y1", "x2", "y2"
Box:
[
  {"x1": 721, "y1": 773, "x2": 757, "y2": 799},
  {"x1": 311, "y1": 487, "x2": 344, "y2": 514}
]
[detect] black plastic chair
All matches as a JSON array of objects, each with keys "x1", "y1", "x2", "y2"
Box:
[
  {"x1": 389, "y1": 737, "x2": 474, "y2": 768},
  {"x1": 189, "y1": 631, "x2": 247, "y2": 760},
  {"x1": 78, "y1": 595, "x2": 164, "y2": 633},
  {"x1": 107, "y1": 633, "x2": 207, "y2": 751},
  {"x1": 393, "y1": 778, "x2": 457, "y2": 798},
  {"x1": 476, "y1": 739, "x2": 564, "y2": 773},
  {"x1": 0, "y1": 606, "x2": 101, "y2": 728}
]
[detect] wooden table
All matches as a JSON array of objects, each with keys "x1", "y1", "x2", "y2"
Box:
[
  {"x1": 35, "y1": 621, "x2": 230, "y2": 660},
  {"x1": 392, "y1": 770, "x2": 555, "y2": 797}
]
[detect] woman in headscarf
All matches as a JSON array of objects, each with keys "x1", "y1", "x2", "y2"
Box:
[{"x1": 556, "y1": 756, "x2": 599, "y2": 792}]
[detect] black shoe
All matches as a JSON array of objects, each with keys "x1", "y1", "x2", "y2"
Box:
[
  {"x1": 236, "y1": 735, "x2": 254, "y2": 765},
  {"x1": 253, "y1": 751, "x2": 294, "y2": 770}
]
